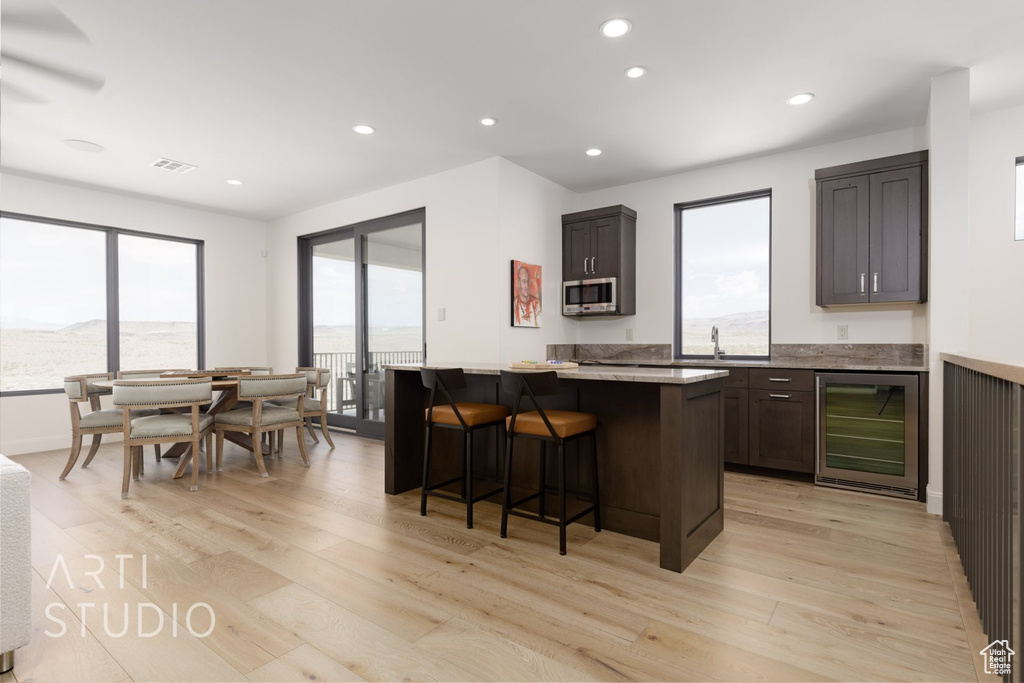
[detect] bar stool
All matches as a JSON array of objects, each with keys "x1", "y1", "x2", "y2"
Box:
[
  {"x1": 421, "y1": 368, "x2": 509, "y2": 528},
  {"x1": 499, "y1": 370, "x2": 601, "y2": 555}
]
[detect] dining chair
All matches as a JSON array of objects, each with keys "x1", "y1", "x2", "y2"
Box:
[
  {"x1": 270, "y1": 367, "x2": 334, "y2": 453},
  {"x1": 111, "y1": 378, "x2": 214, "y2": 498},
  {"x1": 59, "y1": 373, "x2": 162, "y2": 480},
  {"x1": 213, "y1": 373, "x2": 309, "y2": 478},
  {"x1": 214, "y1": 366, "x2": 272, "y2": 375}
]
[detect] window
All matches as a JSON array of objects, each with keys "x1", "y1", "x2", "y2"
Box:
[
  {"x1": 675, "y1": 190, "x2": 771, "y2": 358},
  {"x1": 1016, "y1": 157, "x2": 1023, "y2": 241},
  {"x1": 0, "y1": 213, "x2": 204, "y2": 394}
]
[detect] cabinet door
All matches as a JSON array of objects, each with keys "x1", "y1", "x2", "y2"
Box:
[
  {"x1": 819, "y1": 176, "x2": 870, "y2": 305},
  {"x1": 869, "y1": 166, "x2": 922, "y2": 303},
  {"x1": 723, "y1": 387, "x2": 749, "y2": 465},
  {"x1": 589, "y1": 217, "x2": 620, "y2": 278},
  {"x1": 749, "y1": 389, "x2": 815, "y2": 473},
  {"x1": 563, "y1": 220, "x2": 591, "y2": 281}
]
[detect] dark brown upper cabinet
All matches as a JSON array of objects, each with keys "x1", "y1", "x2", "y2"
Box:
[
  {"x1": 816, "y1": 151, "x2": 928, "y2": 306},
  {"x1": 561, "y1": 205, "x2": 636, "y2": 315}
]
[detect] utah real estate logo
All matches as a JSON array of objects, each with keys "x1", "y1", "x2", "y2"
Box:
[{"x1": 980, "y1": 639, "x2": 1014, "y2": 677}]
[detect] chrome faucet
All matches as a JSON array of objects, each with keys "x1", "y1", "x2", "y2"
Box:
[{"x1": 711, "y1": 325, "x2": 726, "y2": 360}]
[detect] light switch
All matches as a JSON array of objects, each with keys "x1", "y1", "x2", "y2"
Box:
[{"x1": 437, "y1": 307, "x2": 446, "y2": 322}]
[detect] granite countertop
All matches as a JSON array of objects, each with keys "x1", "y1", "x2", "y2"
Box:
[
  {"x1": 550, "y1": 343, "x2": 929, "y2": 373},
  {"x1": 582, "y1": 358, "x2": 929, "y2": 372},
  {"x1": 383, "y1": 362, "x2": 727, "y2": 385}
]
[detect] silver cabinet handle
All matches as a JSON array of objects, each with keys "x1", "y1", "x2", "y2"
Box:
[
  {"x1": 769, "y1": 393, "x2": 791, "y2": 399},
  {"x1": 873, "y1": 272, "x2": 878, "y2": 294},
  {"x1": 590, "y1": 256, "x2": 596, "y2": 272},
  {"x1": 768, "y1": 377, "x2": 791, "y2": 382},
  {"x1": 583, "y1": 258, "x2": 588, "y2": 274},
  {"x1": 860, "y1": 273, "x2": 866, "y2": 295}
]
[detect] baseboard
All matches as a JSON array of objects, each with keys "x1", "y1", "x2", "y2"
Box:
[
  {"x1": 926, "y1": 486, "x2": 943, "y2": 516},
  {"x1": 0, "y1": 433, "x2": 123, "y2": 457}
]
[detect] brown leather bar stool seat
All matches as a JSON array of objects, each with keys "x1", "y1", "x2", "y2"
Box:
[
  {"x1": 499, "y1": 370, "x2": 601, "y2": 555},
  {"x1": 421, "y1": 368, "x2": 508, "y2": 528}
]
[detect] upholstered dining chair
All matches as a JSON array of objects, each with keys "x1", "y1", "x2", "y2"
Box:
[
  {"x1": 213, "y1": 373, "x2": 309, "y2": 478},
  {"x1": 214, "y1": 366, "x2": 272, "y2": 375},
  {"x1": 112, "y1": 377, "x2": 214, "y2": 498},
  {"x1": 272, "y1": 367, "x2": 334, "y2": 449},
  {"x1": 60, "y1": 373, "x2": 162, "y2": 481}
]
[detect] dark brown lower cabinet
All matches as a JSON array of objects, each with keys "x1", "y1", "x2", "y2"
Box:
[
  {"x1": 749, "y1": 389, "x2": 815, "y2": 473},
  {"x1": 723, "y1": 387, "x2": 749, "y2": 465}
]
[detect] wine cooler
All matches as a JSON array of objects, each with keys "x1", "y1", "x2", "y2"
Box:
[{"x1": 816, "y1": 373, "x2": 919, "y2": 499}]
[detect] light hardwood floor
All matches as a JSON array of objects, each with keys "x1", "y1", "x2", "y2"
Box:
[{"x1": 3, "y1": 432, "x2": 993, "y2": 682}]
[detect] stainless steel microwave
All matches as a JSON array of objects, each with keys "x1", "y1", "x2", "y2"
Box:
[{"x1": 563, "y1": 277, "x2": 618, "y2": 315}]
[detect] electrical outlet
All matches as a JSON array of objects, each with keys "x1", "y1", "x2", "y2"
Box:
[
  {"x1": 626, "y1": 328, "x2": 634, "y2": 341},
  {"x1": 837, "y1": 324, "x2": 849, "y2": 340}
]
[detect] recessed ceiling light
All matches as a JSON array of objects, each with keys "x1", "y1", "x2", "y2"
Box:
[
  {"x1": 586, "y1": 148, "x2": 603, "y2": 157},
  {"x1": 786, "y1": 92, "x2": 815, "y2": 105},
  {"x1": 353, "y1": 124, "x2": 375, "y2": 135},
  {"x1": 600, "y1": 18, "x2": 631, "y2": 38},
  {"x1": 480, "y1": 117, "x2": 497, "y2": 126},
  {"x1": 227, "y1": 179, "x2": 243, "y2": 186},
  {"x1": 625, "y1": 66, "x2": 646, "y2": 79},
  {"x1": 64, "y1": 139, "x2": 104, "y2": 153}
]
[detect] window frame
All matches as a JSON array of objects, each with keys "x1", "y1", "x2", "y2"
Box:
[
  {"x1": 0, "y1": 211, "x2": 205, "y2": 396},
  {"x1": 673, "y1": 188, "x2": 773, "y2": 361},
  {"x1": 1015, "y1": 156, "x2": 1023, "y2": 242}
]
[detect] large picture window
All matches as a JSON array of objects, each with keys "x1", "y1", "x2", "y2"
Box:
[
  {"x1": 675, "y1": 190, "x2": 771, "y2": 359},
  {"x1": 0, "y1": 213, "x2": 204, "y2": 394}
]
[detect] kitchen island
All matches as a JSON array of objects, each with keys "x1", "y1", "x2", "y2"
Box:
[{"x1": 384, "y1": 363, "x2": 727, "y2": 572}]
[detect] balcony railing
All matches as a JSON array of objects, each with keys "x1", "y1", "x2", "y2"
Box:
[{"x1": 313, "y1": 350, "x2": 422, "y2": 412}]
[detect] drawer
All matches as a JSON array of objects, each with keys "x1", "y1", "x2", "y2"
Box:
[
  {"x1": 749, "y1": 368, "x2": 814, "y2": 392},
  {"x1": 681, "y1": 366, "x2": 748, "y2": 388}
]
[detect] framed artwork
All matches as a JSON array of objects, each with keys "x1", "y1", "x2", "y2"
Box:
[{"x1": 511, "y1": 260, "x2": 542, "y2": 327}]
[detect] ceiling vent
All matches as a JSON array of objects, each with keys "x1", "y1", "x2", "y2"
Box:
[{"x1": 151, "y1": 158, "x2": 197, "y2": 174}]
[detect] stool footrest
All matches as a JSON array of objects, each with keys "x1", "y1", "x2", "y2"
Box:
[
  {"x1": 424, "y1": 475, "x2": 462, "y2": 491},
  {"x1": 505, "y1": 503, "x2": 597, "y2": 527},
  {"x1": 426, "y1": 485, "x2": 503, "y2": 506}
]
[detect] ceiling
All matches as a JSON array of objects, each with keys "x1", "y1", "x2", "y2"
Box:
[{"x1": 2, "y1": 0, "x2": 1023, "y2": 222}]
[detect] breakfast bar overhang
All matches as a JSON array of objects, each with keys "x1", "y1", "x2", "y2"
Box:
[{"x1": 384, "y1": 364, "x2": 727, "y2": 572}]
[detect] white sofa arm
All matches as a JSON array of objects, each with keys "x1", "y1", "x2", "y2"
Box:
[{"x1": 0, "y1": 454, "x2": 32, "y2": 674}]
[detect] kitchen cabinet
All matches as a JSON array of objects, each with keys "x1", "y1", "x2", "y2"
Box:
[
  {"x1": 748, "y1": 369, "x2": 815, "y2": 473},
  {"x1": 816, "y1": 151, "x2": 928, "y2": 305},
  {"x1": 562, "y1": 205, "x2": 636, "y2": 315}
]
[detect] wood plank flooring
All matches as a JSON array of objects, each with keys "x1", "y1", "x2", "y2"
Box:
[{"x1": 2, "y1": 432, "x2": 993, "y2": 682}]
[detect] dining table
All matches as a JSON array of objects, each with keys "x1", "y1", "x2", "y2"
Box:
[{"x1": 96, "y1": 370, "x2": 259, "y2": 479}]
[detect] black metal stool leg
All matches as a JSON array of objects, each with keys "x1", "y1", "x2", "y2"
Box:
[
  {"x1": 539, "y1": 441, "x2": 547, "y2": 518},
  {"x1": 591, "y1": 431, "x2": 601, "y2": 532},
  {"x1": 420, "y1": 422, "x2": 432, "y2": 516},
  {"x1": 500, "y1": 433, "x2": 514, "y2": 538},
  {"x1": 558, "y1": 442, "x2": 567, "y2": 555},
  {"x1": 465, "y1": 430, "x2": 474, "y2": 528}
]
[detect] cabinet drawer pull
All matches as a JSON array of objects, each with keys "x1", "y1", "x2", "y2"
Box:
[
  {"x1": 769, "y1": 393, "x2": 791, "y2": 399},
  {"x1": 768, "y1": 377, "x2": 791, "y2": 382}
]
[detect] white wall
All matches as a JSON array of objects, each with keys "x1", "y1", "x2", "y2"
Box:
[
  {"x1": 968, "y1": 104, "x2": 1024, "y2": 360},
  {"x1": 0, "y1": 173, "x2": 268, "y2": 455},
  {"x1": 573, "y1": 127, "x2": 930, "y2": 348},
  {"x1": 267, "y1": 157, "x2": 579, "y2": 371},
  {"x1": 925, "y1": 69, "x2": 973, "y2": 514},
  {"x1": 496, "y1": 158, "x2": 579, "y2": 363}
]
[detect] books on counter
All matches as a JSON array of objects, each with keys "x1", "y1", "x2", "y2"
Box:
[{"x1": 507, "y1": 360, "x2": 579, "y2": 370}]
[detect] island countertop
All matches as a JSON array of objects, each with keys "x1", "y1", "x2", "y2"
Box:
[{"x1": 384, "y1": 362, "x2": 728, "y2": 385}]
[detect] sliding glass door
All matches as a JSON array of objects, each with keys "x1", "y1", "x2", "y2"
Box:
[{"x1": 299, "y1": 209, "x2": 424, "y2": 438}]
